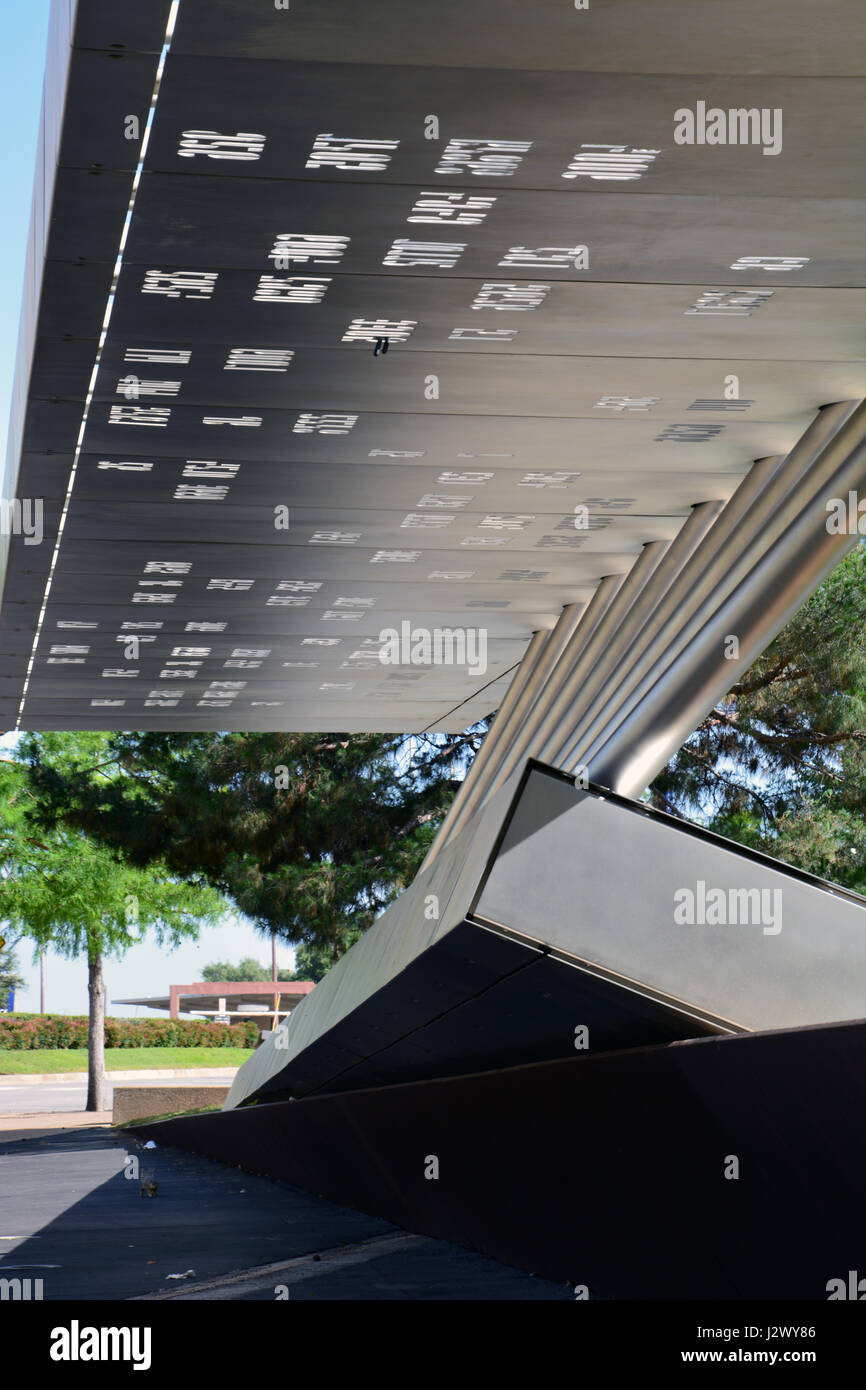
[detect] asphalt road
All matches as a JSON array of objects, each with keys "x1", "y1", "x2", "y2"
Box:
[
  {"x1": 0, "y1": 1126, "x2": 572, "y2": 1300},
  {"x1": 0, "y1": 1075, "x2": 235, "y2": 1115}
]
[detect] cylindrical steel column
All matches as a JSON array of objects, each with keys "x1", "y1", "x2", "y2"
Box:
[
  {"x1": 420, "y1": 625, "x2": 548, "y2": 868},
  {"x1": 479, "y1": 573, "x2": 626, "y2": 803},
  {"x1": 544, "y1": 501, "x2": 723, "y2": 769},
  {"x1": 434, "y1": 602, "x2": 586, "y2": 852},
  {"x1": 568, "y1": 405, "x2": 862, "y2": 776},
  {"x1": 588, "y1": 399, "x2": 866, "y2": 796}
]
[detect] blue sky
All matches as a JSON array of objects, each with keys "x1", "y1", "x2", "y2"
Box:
[
  {"x1": 0, "y1": 3, "x2": 49, "y2": 465},
  {"x1": 8, "y1": 907, "x2": 296, "y2": 1020},
  {"x1": 0, "y1": 8, "x2": 295, "y2": 1012}
]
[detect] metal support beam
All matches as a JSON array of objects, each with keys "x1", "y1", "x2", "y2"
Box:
[{"x1": 588, "y1": 398, "x2": 866, "y2": 796}]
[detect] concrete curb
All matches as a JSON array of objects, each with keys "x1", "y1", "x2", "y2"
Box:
[
  {"x1": 0, "y1": 1067, "x2": 240, "y2": 1085},
  {"x1": 0, "y1": 1112, "x2": 113, "y2": 1137}
]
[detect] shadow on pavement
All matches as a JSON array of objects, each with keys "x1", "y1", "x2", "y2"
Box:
[{"x1": 0, "y1": 1127, "x2": 571, "y2": 1301}]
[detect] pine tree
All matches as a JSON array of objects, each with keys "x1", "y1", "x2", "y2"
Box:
[
  {"x1": 648, "y1": 544, "x2": 866, "y2": 892},
  {"x1": 21, "y1": 730, "x2": 482, "y2": 963}
]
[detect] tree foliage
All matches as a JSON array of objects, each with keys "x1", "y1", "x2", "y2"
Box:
[
  {"x1": 0, "y1": 940, "x2": 25, "y2": 1002},
  {"x1": 647, "y1": 544, "x2": 866, "y2": 893},
  {"x1": 0, "y1": 748, "x2": 226, "y2": 1107},
  {"x1": 20, "y1": 729, "x2": 484, "y2": 962},
  {"x1": 291, "y1": 938, "x2": 352, "y2": 982},
  {"x1": 202, "y1": 957, "x2": 293, "y2": 983},
  {"x1": 0, "y1": 757, "x2": 225, "y2": 963}
]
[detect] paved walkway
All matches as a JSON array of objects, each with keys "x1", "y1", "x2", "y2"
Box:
[
  {"x1": 0, "y1": 1121, "x2": 572, "y2": 1301},
  {"x1": 0, "y1": 1112, "x2": 112, "y2": 1142},
  {"x1": 0, "y1": 1071, "x2": 236, "y2": 1115}
]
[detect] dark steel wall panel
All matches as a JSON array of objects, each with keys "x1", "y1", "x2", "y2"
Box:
[
  {"x1": 135, "y1": 1018, "x2": 866, "y2": 1300},
  {"x1": 227, "y1": 769, "x2": 866, "y2": 1108}
]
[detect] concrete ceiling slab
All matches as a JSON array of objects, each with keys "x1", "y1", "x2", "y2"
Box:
[{"x1": 2, "y1": 0, "x2": 863, "y2": 732}]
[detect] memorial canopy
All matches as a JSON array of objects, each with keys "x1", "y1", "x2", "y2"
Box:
[{"x1": 2, "y1": 0, "x2": 863, "y2": 733}]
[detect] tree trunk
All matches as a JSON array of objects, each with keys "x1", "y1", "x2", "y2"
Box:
[{"x1": 86, "y1": 948, "x2": 107, "y2": 1112}]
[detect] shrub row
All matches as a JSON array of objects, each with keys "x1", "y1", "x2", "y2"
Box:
[{"x1": 0, "y1": 1013, "x2": 259, "y2": 1050}]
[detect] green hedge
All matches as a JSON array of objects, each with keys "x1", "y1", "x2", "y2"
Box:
[{"x1": 0, "y1": 1013, "x2": 259, "y2": 1050}]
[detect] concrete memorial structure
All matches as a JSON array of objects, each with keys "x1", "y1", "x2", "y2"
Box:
[
  {"x1": 3, "y1": 0, "x2": 865, "y2": 1298},
  {"x1": 226, "y1": 766, "x2": 866, "y2": 1107}
]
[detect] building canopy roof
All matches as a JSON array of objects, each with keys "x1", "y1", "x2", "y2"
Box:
[{"x1": 2, "y1": 0, "x2": 863, "y2": 732}]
